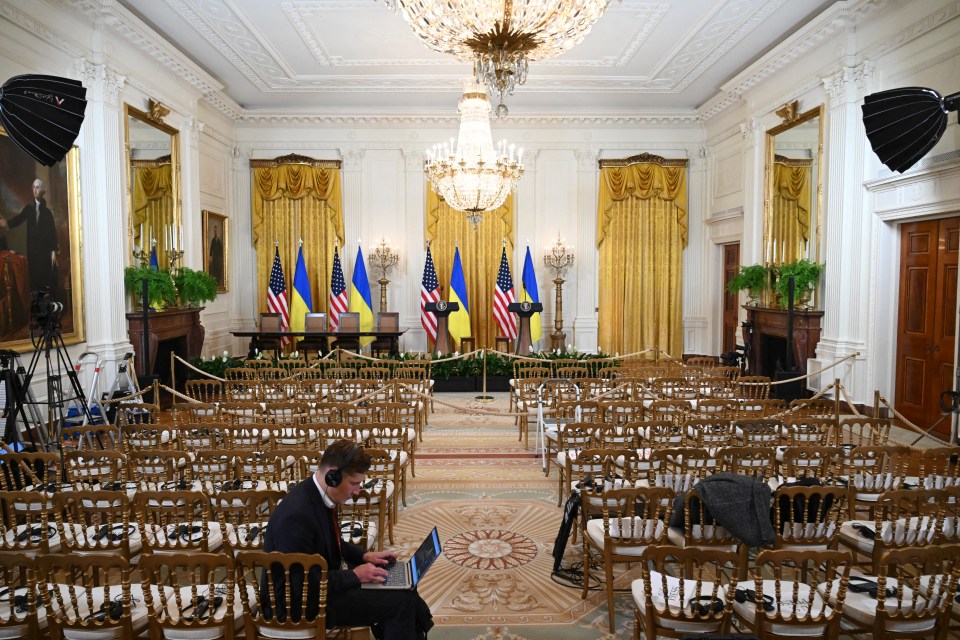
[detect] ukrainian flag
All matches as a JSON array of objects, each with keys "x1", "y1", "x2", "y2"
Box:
[
  {"x1": 349, "y1": 245, "x2": 375, "y2": 346},
  {"x1": 448, "y1": 246, "x2": 471, "y2": 349},
  {"x1": 520, "y1": 246, "x2": 542, "y2": 345},
  {"x1": 290, "y1": 245, "x2": 312, "y2": 334}
]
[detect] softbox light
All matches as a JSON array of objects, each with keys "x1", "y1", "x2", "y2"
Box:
[
  {"x1": 862, "y1": 86, "x2": 959, "y2": 173},
  {"x1": 0, "y1": 74, "x2": 87, "y2": 166}
]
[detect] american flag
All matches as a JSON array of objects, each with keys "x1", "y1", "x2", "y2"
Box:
[
  {"x1": 328, "y1": 245, "x2": 348, "y2": 331},
  {"x1": 420, "y1": 245, "x2": 441, "y2": 343},
  {"x1": 266, "y1": 247, "x2": 290, "y2": 345},
  {"x1": 493, "y1": 246, "x2": 518, "y2": 340}
]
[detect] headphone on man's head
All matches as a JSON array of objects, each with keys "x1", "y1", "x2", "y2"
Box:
[{"x1": 324, "y1": 443, "x2": 359, "y2": 488}]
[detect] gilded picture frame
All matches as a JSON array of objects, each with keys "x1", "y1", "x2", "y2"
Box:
[
  {"x1": 0, "y1": 127, "x2": 84, "y2": 350},
  {"x1": 202, "y1": 210, "x2": 228, "y2": 292}
]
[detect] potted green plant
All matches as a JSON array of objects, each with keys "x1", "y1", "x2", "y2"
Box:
[
  {"x1": 174, "y1": 267, "x2": 218, "y2": 307},
  {"x1": 774, "y1": 259, "x2": 824, "y2": 309},
  {"x1": 123, "y1": 265, "x2": 177, "y2": 310},
  {"x1": 726, "y1": 264, "x2": 769, "y2": 307}
]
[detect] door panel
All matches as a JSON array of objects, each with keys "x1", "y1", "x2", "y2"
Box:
[
  {"x1": 722, "y1": 243, "x2": 740, "y2": 354},
  {"x1": 895, "y1": 217, "x2": 959, "y2": 437}
]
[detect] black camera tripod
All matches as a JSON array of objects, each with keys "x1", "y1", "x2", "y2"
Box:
[{"x1": 2, "y1": 310, "x2": 95, "y2": 458}]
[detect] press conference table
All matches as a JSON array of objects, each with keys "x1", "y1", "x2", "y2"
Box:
[{"x1": 232, "y1": 330, "x2": 406, "y2": 358}]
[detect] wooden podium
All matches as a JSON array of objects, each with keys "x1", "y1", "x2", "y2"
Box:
[
  {"x1": 508, "y1": 301, "x2": 543, "y2": 355},
  {"x1": 425, "y1": 301, "x2": 459, "y2": 356}
]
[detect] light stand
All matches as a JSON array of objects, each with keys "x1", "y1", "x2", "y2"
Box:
[
  {"x1": 7, "y1": 291, "x2": 95, "y2": 480},
  {"x1": 368, "y1": 239, "x2": 399, "y2": 314},
  {"x1": 543, "y1": 235, "x2": 574, "y2": 351}
]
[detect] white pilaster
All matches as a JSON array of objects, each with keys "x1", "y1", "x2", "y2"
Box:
[
  {"x1": 340, "y1": 147, "x2": 364, "y2": 269},
  {"x1": 74, "y1": 57, "x2": 129, "y2": 391},
  {"x1": 684, "y1": 146, "x2": 710, "y2": 354},
  {"x1": 181, "y1": 116, "x2": 204, "y2": 268},
  {"x1": 574, "y1": 149, "x2": 598, "y2": 352},
  {"x1": 232, "y1": 146, "x2": 255, "y2": 352},
  {"x1": 809, "y1": 61, "x2": 875, "y2": 399},
  {"x1": 401, "y1": 149, "x2": 426, "y2": 353},
  {"x1": 740, "y1": 118, "x2": 764, "y2": 265}
]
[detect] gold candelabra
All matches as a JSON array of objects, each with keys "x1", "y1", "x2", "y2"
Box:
[
  {"x1": 543, "y1": 235, "x2": 574, "y2": 351},
  {"x1": 369, "y1": 239, "x2": 399, "y2": 313}
]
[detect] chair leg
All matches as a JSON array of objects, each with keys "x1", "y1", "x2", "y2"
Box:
[
  {"x1": 605, "y1": 552, "x2": 617, "y2": 632},
  {"x1": 581, "y1": 540, "x2": 591, "y2": 600}
]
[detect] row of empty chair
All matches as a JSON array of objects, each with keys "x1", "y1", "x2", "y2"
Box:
[{"x1": 0, "y1": 547, "x2": 344, "y2": 639}]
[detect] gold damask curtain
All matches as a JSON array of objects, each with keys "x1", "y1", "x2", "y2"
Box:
[
  {"x1": 597, "y1": 157, "x2": 688, "y2": 357},
  {"x1": 427, "y1": 186, "x2": 513, "y2": 349},
  {"x1": 251, "y1": 158, "x2": 343, "y2": 317},
  {"x1": 770, "y1": 157, "x2": 811, "y2": 264},
  {"x1": 132, "y1": 162, "x2": 174, "y2": 265}
]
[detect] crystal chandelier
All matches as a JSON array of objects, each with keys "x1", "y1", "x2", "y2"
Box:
[
  {"x1": 384, "y1": 0, "x2": 613, "y2": 116},
  {"x1": 425, "y1": 82, "x2": 524, "y2": 227}
]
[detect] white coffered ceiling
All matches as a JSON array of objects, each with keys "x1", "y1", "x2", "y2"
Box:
[{"x1": 116, "y1": 0, "x2": 838, "y2": 115}]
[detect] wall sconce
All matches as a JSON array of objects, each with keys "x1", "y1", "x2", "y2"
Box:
[
  {"x1": 369, "y1": 238, "x2": 399, "y2": 313},
  {"x1": 543, "y1": 235, "x2": 575, "y2": 350}
]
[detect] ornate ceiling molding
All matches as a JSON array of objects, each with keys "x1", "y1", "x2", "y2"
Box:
[
  {"x1": 235, "y1": 111, "x2": 701, "y2": 127},
  {"x1": 70, "y1": 0, "x2": 242, "y2": 118},
  {"x1": 697, "y1": 0, "x2": 887, "y2": 121},
  {"x1": 111, "y1": 0, "x2": 807, "y2": 98}
]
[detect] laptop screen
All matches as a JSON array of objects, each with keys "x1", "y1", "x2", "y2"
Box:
[{"x1": 410, "y1": 527, "x2": 441, "y2": 586}]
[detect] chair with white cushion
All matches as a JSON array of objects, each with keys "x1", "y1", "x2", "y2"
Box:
[
  {"x1": 140, "y1": 551, "x2": 253, "y2": 640},
  {"x1": 735, "y1": 548, "x2": 851, "y2": 639},
  {"x1": 235, "y1": 551, "x2": 329, "y2": 640},
  {"x1": 779, "y1": 446, "x2": 843, "y2": 481},
  {"x1": 0, "y1": 490, "x2": 60, "y2": 556},
  {"x1": 581, "y1": 486, "x2": 674, "y2": 631},
  {"x1": 820, "y1": 545, "x2": 960, "y2": 639},
  {"x1": 841, "y1": 445, "x2": 911, "y2": 519},
  {"x1": 213, "y1": 490, "x2": 285, "y2": 555},
  {"x1": 134, "y1": 490, "x2": 223, "y2": 555},
  {"x1": 633, "y1": 544, "x2": 740, "y2": 640},
  {"x1": 773, "y1": 484, "x2": 847, "y2": 550},
  {"x1": 53, "y1": 490, "x2": 143, "y2": 562},
  {"x1": 551, "y1": 422, "x2": 594, "y2": 485},
  {"x1": 0, "y1": 552, "x2": 45, "y2": 638},
  {"x1": 37, "y1": 552, "x2": 163, "y2": 640},
  {"x1": 667, "y1": 490, "x2": 741, "y2": 552},
  {"x1": 717, "y1": 445, "x2": 777, "y2": 479},
  {"x1": 839, "y1": 488, "x2": 941, "y2": 574},
  {"x1": 919, "y1": 446, "x2": 960, "y2": 490}
]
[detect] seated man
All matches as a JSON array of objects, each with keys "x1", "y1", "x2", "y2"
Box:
[{"x1": 263, "y1": 439, "x2": 433, "y2": 639}]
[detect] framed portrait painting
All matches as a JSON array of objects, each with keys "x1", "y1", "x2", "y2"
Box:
[
  {"x1": 0, "y1": 127, "x2": 84, "y2": 350},
  {"x1": 202, "y1": 210, "x2": 228, "y2": 292}
]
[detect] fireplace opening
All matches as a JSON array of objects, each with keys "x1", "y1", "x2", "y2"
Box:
[
  {"x1": 154, "y1": 336, "x2": 187, "y2": 408},
  {"x1": 760, "y1": 334, "x2": 790, "y2": 379}
]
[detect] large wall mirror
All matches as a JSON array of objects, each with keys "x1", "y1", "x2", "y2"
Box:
[
  {"x1": 125, "y1": 101, "x2": 181, "y2": 269},
  {"x1": 763, "y1": 101, "x2": 824, "y2": 268}
]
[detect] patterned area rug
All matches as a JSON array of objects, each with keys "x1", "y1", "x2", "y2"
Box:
[{"x1": 396, "y1": 393, "x2": 640, "y2": 640}]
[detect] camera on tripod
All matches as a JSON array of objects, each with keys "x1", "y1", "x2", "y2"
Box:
[{"x1": 30, "y1": 288, "x2": 64, "y2": 332}]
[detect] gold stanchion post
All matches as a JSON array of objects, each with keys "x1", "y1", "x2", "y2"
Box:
[{"x1": 475, "y1": 349, "x2": 494, "y2": 402}]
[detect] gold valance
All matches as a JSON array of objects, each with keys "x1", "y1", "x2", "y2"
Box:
[
  {"x1": 251, "y1": 159, "x2": 343, "y2": 247},
  {"x1": 597, "y1": 158, "x2": 688, "y2": 247}
]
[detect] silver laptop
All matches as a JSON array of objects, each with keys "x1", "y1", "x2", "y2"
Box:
[{"x1": 362, "y1": 527, "x2": 441, "y2": 590}]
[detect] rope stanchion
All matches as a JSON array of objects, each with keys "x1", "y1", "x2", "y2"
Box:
[
  {"x1": 173, "y1": 354, "x2": 227, "y2": 382},
  {"x1": 837, "y1": 383, "x2": 864, "y2": 417},
  {"x1": 766, "y1": 352, "x2": 859, "y2": 386},
  {"x1": 100, "y1": 386, "x2": 153, "y2": 406},
  {"x1": 877, "y1": 395, "x2": 952, "y2": 447}
]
